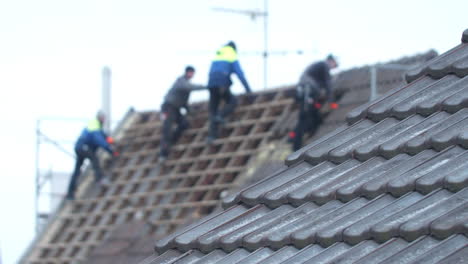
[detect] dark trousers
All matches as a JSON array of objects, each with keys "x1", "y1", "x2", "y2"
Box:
[
  {"x1": 160, "y1": 103, "x2": 189, "y2": 157},
  {"x1": 292, "y1": 104, "x2": 322, "y2": 151},
  {"x1": 208, "y1": 86, "x2": 237, "y2": 138},
  {"x1": 66, "y1": 145, "x2": 102, "y2": 199}
]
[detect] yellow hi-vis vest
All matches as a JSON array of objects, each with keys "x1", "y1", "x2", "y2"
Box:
[
  {"x1": 213, "y1": 46, "x2": 238, "y2": 63},
  {"x1": 87, "y1": 119, "x2": 102, "y2": 132}
]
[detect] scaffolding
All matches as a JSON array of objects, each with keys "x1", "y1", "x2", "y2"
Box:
[{"x1": 34, "y1": 117, "x2": 84, "y2": 234}]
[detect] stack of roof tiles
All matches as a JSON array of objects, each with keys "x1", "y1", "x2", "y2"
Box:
[
  {"x1": 146, "y1": 29, "x2": 468, "y2": 264},
  {"x1": 21, "y1": 49, "x2": 436, "y2": 263}
]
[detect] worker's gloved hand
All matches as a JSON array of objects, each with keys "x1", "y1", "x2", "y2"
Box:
[
  {"x1": 314, "y1": 103, "x2": 322, "y2": 109},
  {"x1": 329, "y1": 102, "x2": 339, "y2": 109},
  {"x1": 106, "y1": 136, "x2": 115, "y2": 144},
  {"x1": 113, "y1": 151, "x2": 120, "y2": 157}
]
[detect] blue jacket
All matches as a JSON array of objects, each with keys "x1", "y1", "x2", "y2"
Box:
[
  {"x1": 208, "y1": 45, "x2": 251, "y2": 92},
  {"x1": 75, "y1": 119, "x2": 113, "y2": 154}
]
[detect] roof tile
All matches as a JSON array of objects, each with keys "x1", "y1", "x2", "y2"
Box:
[
  {"x1": 444, "y1": 162, "x2": 468, "y2": 192},
  {"x1": 406, "y1": 42, "x2": 468, "y2": 82},
  {"x1": 403, "y1": 109, "x2": 468, "y2": 154},
  {"x1": 391, "y1": 75, "x2": 460, "y2": 119},
  {"x1": 415, "y1": 151, "x2": 468, "y2": 194},
  {"x1": 378, "y1": 236, "x2": 440, "y2": 264},
  {"x1": 370, "y1": 189, "x2": 454, "y2": 243},
  {"x1": 342, "y1": 192, "x2": 424, "y2": 245},
  {"x1": 441, "y1": 87, "x2": 468, "y2": 113},
  {"x1": 430, "y1": 203, "x2": 468, "y2": 240},
  {"x1": 409, "y1": 235, "x2": 468, "y2": 264},
  {"x1": 437, "y1": 246, "x2": 468, "y2": 264},
  {"x1": 386, "y1": 146, "x2": 466, "y2": 197},
  {"x1": 303, "y1": 119, "x2": 376, "y2": 164}
]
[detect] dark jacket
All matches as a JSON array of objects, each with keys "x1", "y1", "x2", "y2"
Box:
[
  {"x1": 75, "y1": 119, "x2": 113, "y2": 154},
  {"x1": 298, "y1": 61, "x2": 332, "y2": 101},
  {"x1": 164, "y1": 75, "x2": 206, "y2": 108},
  {"x1": 208, "y1": 45, "x2": 251, "y2": 92}
]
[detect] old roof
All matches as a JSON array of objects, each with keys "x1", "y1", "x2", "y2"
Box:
[
  {"x1": 20, "y1": 50, "x2": 436, "y2": 263},
  {"x1": 148, "y1": 29, "x2": 468, "y2": 263}
]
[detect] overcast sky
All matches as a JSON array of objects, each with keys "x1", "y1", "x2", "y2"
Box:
[{"x1": 0, "y1": 0, "x2": 466, "y2": 263}]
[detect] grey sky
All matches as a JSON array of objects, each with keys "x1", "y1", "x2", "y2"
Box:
[{"x1": 0, "y1": 0, "x2": 466, "y2": 263}]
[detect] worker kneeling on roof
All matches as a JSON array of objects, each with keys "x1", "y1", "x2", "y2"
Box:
[
  {"x1": 159, "y1": 66, "x2": 206, "y2": 162},
  {"x1": 289, "y1": 54, "x2": 339, "y2": 151},
  {"x1": 66, "y1": 111, "x2": 119, "y2": 200}
]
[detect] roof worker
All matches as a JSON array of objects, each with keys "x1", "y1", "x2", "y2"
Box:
[
  {"x1": 159, "y1": 66, "x2": 206, "y2": 162},
  {"x1": 66, "y1": 111, "x2": 119, "y2": 200},
  {"x1": 289, "y1": 54, "x2": 339, "y2": 151},
  {"x1": 206, "y1": 41, "x2": 252, "y2": 143}
]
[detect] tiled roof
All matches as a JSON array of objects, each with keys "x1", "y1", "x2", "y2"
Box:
[
  {"x1": 149, "y1": 29, "x2": 468, "y2": 263},
  {"x1": 20, "y1": 52, "x2": 436, "y2": 263}
]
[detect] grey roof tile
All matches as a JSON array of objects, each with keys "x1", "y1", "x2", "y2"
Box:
[
  {"x1": 406, "y1": 43, "x2": 468, "y2": 82},
  {"x1": 441, "y1": 86, "x2": 468, "y2": 113},
  {"x1": 416, "y1": 76, "x2": 468, "y2": 115},
  {"x1": 174, "y1": 250, "x2": 205, "y2": 263},
  {"x1": 437, "y1": 246, "x2": 468, "y2": 264},
  {"x1": 173, "y1": 205, "x2": 249, "y2": 251},
  {"x1": 198, "y1": 205, "x2": 270, "y2": 253},
  {"x1": 236, "y1": 162, "x2": 313, "y2": 207},
  {"x1": 262, "y1": 161, "x2": 336, "y2": 207},
  {"x1": 377, "y1": 112, "x2": 450, "y2": 158},
  {"x1": 430, "y1": 203, "x2": 468, "y2": 240},
  {"x1": 366, "y1": 77, "x2": 435, "y2": 121},
  {"x1": 430, "y1": 118, "x2": 468, "y2": 151},
  {"x1": 303, "y1": 119, "x2": 376, "y2": 164},
  {"x1": 403, "y1": 109, "x2": 468, "y2": 155},
  {"x1": 277, "y1": 244, "x2": 325, "y2": 264},
  {"x1": 352, "y1": 238, "x2": 409, "y2": 264},
  {"x1": 265, "y1": 201, "x2": 344, "y2": 249},
  {"x1": 219, "y1": 205, "x2": 295, "y2": 252},
  {"x1": 459, "y1": 130, "x2": 468, "y2": 148},
  {"x1": 285, "y1": 125, "x2": 348, "y2": 166},
  {"x1": 256, "y1": 246, "x2": 299, "y2": 264},
  {"x1": 291, "y1": 198, "x2": 369, "y2": 248},
  {"x1": 327, "y1": 118, "x2": 400, "y2": 163},
  {"x1": 147, "y1": 250, "x2": 182, "y2": 264},
  {"x1": 314, "y1": 194, "x2": 395, "y2": 247},
  {"x1": 302, "y1": 243, "x2": 351, "y2": 264},
  {"x1": 236, "y1": 247, "x2": 274, "y2": 264},
  {"x1": 370, "y1": 189, "x2": 454, "y2": 243},
  {"x1": 386, "y1": 146, "x2": 466, "y2": 197},
  {"x1": 415, "y1": 150, "x2": 468, "y2": 194},
  {"x1": 444, "y1": 162, "x2": 468, "y2": 192},
  {"x1": 354, "y1": 115, "x2": 425, "y2": 161},
  {"x1": 391, "y1": 75, "x2": 460, "y2": 119},
  {"x1": 287, "y1": 160, "x2": 361, "y2": 206},
  {"x1": 360, "y1": 150, "x2": 438, "y2": 198},
  {"x1": 378, "y1": 236, "x2": 440, "y2": 264},
  {"x1": 243, "y1": 203, "x2": 319, "y2": 250},
  {"x1": 409, "y1": 235, "x2": 468, "y2": 264},
  {"x1": 192, "y1": 250, "x2": 227, "y2": 264},
  {"x1": 398, "y1": 189, "x2": 468, "y2": 241},
  {"x1": 213, "y1": 248, "x2": 250, "y2": 264},
  {"x1": 336, "y1": 154, "x2": 410, "y2": 202},
  {"x1": 307, "y1": 158, "x2": 386, "y2": 204},
  {"x1": 342, "y1": 192, "x2": 424, "y2": 245},
  {"x1": 329, "y1": 240, "x2": 380, "y2": 264}
]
